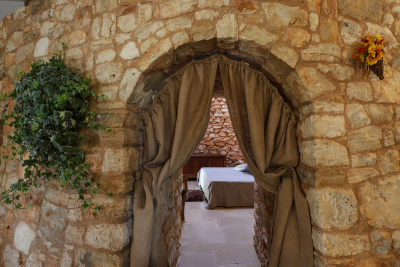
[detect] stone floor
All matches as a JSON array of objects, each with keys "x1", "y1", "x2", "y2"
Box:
[{"x1": 178, "y1": 181, "x2": 260, "y2": 267}]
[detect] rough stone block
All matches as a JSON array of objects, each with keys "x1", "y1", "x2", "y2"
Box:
[
  {"x1": 301, "y1": 44, "x2": 341, "y2": 62},
  {"x1": 262, "y1": 2, "x2": 308, "y2": 30},
  {"x1": 60, "y1": 251, "x2": 72, "y2": 267},
  {"x1": 366, "y1": 104, "x2": 394, "y2": 124},
  {"x1": 68, "y1": 30, "x2": 87, "y2": 47},
  {"x1": 320, "y1": 18, "x2": 339, "y2": 42},
  {"x1": 282, "y1": 28, "x2": 311, "y2": 48},
  {"x1": 338, "y1": 0, "x2": 383, "y2": 23},
  {"x1": 41, "y1": 201, "x2": 68, "y2": 231},
  {"x1": 101, "y1": 14, "x2": 116, "y2": 38},
  {"x1": 26, "y1": 250, "x2": 46, "y2": 266},
  {"x1": 312, "y1": 230, "x2": 370, "y2": 257},
  {"x1": 383, "y1": 127, "x2": 395, "y2": 147},
  {"x1": 307, "y1": 188, "x2": 357, "y2": 230},
  {"x1": 61, "y1": 4, "x2": 76, "y2": 21},
  {"x1": 65, "y1": 47, "x2": 83, "y2": 60},
  {"x1": 34, "y1": 37, "x2": 50, "y2": 57},
  {"x1": 195, "y1": 10, "x2": 219, "y2": 21},
  {"x1": 348, "y1": 126, "x2": 382, "y2": 153},
  {"x1": 139, "y1": 38, "x2": 173, "y2": 71},
  {"x1": 96, "y1": 49, "x2": 116, "y2": 64},
  {"x1": 239, "y1": 24, "x2": 278, "y2": 48},
  {"x1": 270, "y1": 44, "x2": 299, "y2": 68},
  {"x1": 45, "y1": 186, "x2": 70, "y2": 207},
  {"x1": 345, "y1": 103, "x2": 371, "y2": 128},
  {"x1": 96, "y1": 62, "x2": 123, "y2": 84},
  {"x1": 216, "y1": 14, "x2": 238, "y2": 41},
  {"x1": 166, "y1": 17, "x2": 193, "y2": 32},
  {"x1": 371, "y1": 67, "x2": 400, "y2": 104},
  {"x1": 370, "y1": 230, "x2": 392, "y2": 255},
  {"x1": 95, "y1": 0, "x2": 118, "y2": 13},
  {"x1": 66, "y1": 225, "x2": 85, "y2": 245},
  {"x1": 102, "y1": 148, "x2": 140, "y2": 174},
  {"x1": 118, "y1": 68, "x2": 141, "y2": 103},
  {"x1": 378, "y1": 149, "x2": 400, "y2": 175},
  {"x1": 393, "y1": 230, "x2": 400, "y2": 252},
  {"x1": 301, "y1": 101, "x2": 344, "y2": 116},
  {"x1": 84, "y1": 223, "x2": 131, "y2": 251},
  {"x1": 347, "y1": 82, "x2": 374, "y2": 102},
  {"x1": 360, "y1": 175, "x2": 400, "y2": 229},
  {"x1": 309, "y1": 12, "x2": 319, "y2": 31},
  {"x1": 5, "y1": 31, "x2": 24, "y2": 52},
  {"x1": 118, "y1": 13, "x2": 136, "y2": 33},
  {"x1": 14, "y1": 221, "x2": 36, "y2": 255},
  {"x1": 38, "y1": 224, "x2": 63, "y2": 247},
  {"x1": 3, "y1": 244, "x2": 20, "y2": 267},
  {"x1": 340, "y1": 19, "x2": 362, "y2": 44},
  {"x1": 299, "y1": 139, "x2": 349, "y2": 167},
  {"x1": 75, "y1": 248, "x2": 125, "y2": 267},
  {"x1": 120, "y1": 42, "x2": 140, "y2": 60},
  {"x1": 300, "y1": 115, "x2": 346, "y2": 138},
  {"x1": 347, "y1": 168, "x2": 379, "y2": 183},
  {"x1": 191, "y1": 23, "x2": 215, "y2": 42},
  {"x1": 68, "y1": 208, "x2": 83, "y2": 222},
  {"x1": 171, "y1": 31, "x2": 190, "y2": 48},
  {"x1": 351, "y1": 153, "x2": 377, "y2": 168},
  {"x1": 395, "y1": 121, "x2": 400, "y2": 143},
  {"x1": 315, "y1": 168, "x2": 346, "y2": 185},
  {"x1": 15, "y1": 43, "x2": 34, "y2": 63},
  {"x1": 286, "y1": 67, "x2": 336, "y2": 103}
]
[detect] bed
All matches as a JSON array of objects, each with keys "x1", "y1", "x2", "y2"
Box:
[{"x1": 197, "y1": 167, "x2": 255, "y2": 209}]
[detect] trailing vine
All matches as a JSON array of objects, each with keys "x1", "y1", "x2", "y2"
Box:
[{"x1": 1, "y1": 47, "x2": 113, "y2": 210}]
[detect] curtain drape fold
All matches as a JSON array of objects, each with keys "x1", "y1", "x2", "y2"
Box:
[
  {"x1": 131, "y1": 56, "x2": 219, "y2": 267},
  {"x1": 219, "y1": 56, "x2": 313, "y2": 267},
  {"x1": 130, "y1": 55, "x2": 313, "y2": 267}
]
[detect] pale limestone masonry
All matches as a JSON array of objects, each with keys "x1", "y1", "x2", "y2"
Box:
[{"x1": 0, "y1": 0, "x2": 399, "y2": 266}]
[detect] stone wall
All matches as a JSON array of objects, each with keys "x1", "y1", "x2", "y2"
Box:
[
  {"x1": 253, "y1": 182, "x2": 275, "y2": 267},
  {"x1": 160, "y1": 170, "x2": 183, "y2": 267},
  {"x1": 194, "y1": 96, "x2": 245, "y2": 167},
  {"x1": 0, "y1": 0, "x2": 399, "y2": 266}
]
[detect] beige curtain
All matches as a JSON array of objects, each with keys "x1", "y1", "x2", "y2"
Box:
[
  {"x1": 131, "y1": 55, "x2": 313, "y2": 267},
  {"x1": 219, "y1": 56, "x2": 313, "y2": 267},
  {"x1": 131, "y1": 56, "x2": 219, "y2": 267}
]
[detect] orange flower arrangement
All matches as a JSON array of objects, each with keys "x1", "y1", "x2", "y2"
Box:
[{"x1": 352, "y1": 35, "x2": 389, "y2": 80}]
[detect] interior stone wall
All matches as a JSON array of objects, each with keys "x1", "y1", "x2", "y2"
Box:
[
  {"x1": 160, "y1": 169, "x2": 183, "y2": 267},
  {"x1": 0, "y1": 0, "x2": 399, "y2": 266},
  {"x1": 194, "y1": 96, "x2": 245, "y2": 167}
]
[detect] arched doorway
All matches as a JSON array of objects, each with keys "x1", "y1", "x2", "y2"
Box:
[{"x1": 131, "y1": 54, "x2": 312, "y2": 267}]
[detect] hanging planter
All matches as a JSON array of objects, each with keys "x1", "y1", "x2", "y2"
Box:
[
  {"x1": 352, "y1": 35, "x2": 389, "y2": 80},
  {"x1": 370, "y1": 58, "x2": 384, "y2": 80}
]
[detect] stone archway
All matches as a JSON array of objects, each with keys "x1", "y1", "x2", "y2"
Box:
[
  {"x1": 1, "y1": 0, "x2": 400, "y2": 266},
  {"x1": 125, "y1": 50, "x2": 300, "y2": 267}
]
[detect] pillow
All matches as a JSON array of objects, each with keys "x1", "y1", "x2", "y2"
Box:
[
  {"x1": 243, "y1": 164, "x2": 251, "y2": 175},
  {"x1": 233, "y1": 163, "x2": 247, "y2": 172}
]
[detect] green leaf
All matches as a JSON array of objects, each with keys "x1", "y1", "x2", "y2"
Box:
[
  {"x1": 94, "y1": 205, "x2": 100, "y2": 211},
  {"x1": 1, "y1": 52, "x2": 110, "y2": 210}
]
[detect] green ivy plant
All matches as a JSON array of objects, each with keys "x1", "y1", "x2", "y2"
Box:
[{"x1": 1, "y1": 48, "x2": 113, "y2": 210}]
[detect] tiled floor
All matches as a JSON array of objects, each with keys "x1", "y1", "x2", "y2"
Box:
[{"x1": 178, "y1": 181, "x2": 261, "y2": 267}]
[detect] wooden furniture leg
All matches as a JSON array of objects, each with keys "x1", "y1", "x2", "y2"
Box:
[{"x1": 181, "y1": 177, "x2": 188, "y2": 221}]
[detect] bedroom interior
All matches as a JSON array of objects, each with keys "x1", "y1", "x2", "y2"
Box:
[
  {"x1": 178, "y1": 70, "x2": 258, "y2": 264},
  {"x1": 178, "y1": 78, "x2": 259, "y2": 265},
  {"x1": 1, "y1": 0, "x2": 400, "y2": 267}
]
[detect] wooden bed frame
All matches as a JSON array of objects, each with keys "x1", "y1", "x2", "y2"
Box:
[{"x1": 181, "y1": 154, "x2": 226, "y2": 220}]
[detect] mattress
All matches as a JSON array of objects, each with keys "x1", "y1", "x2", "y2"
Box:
[{"x1": 197, "y1": 167, "x2": 255, "y2": 209}]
